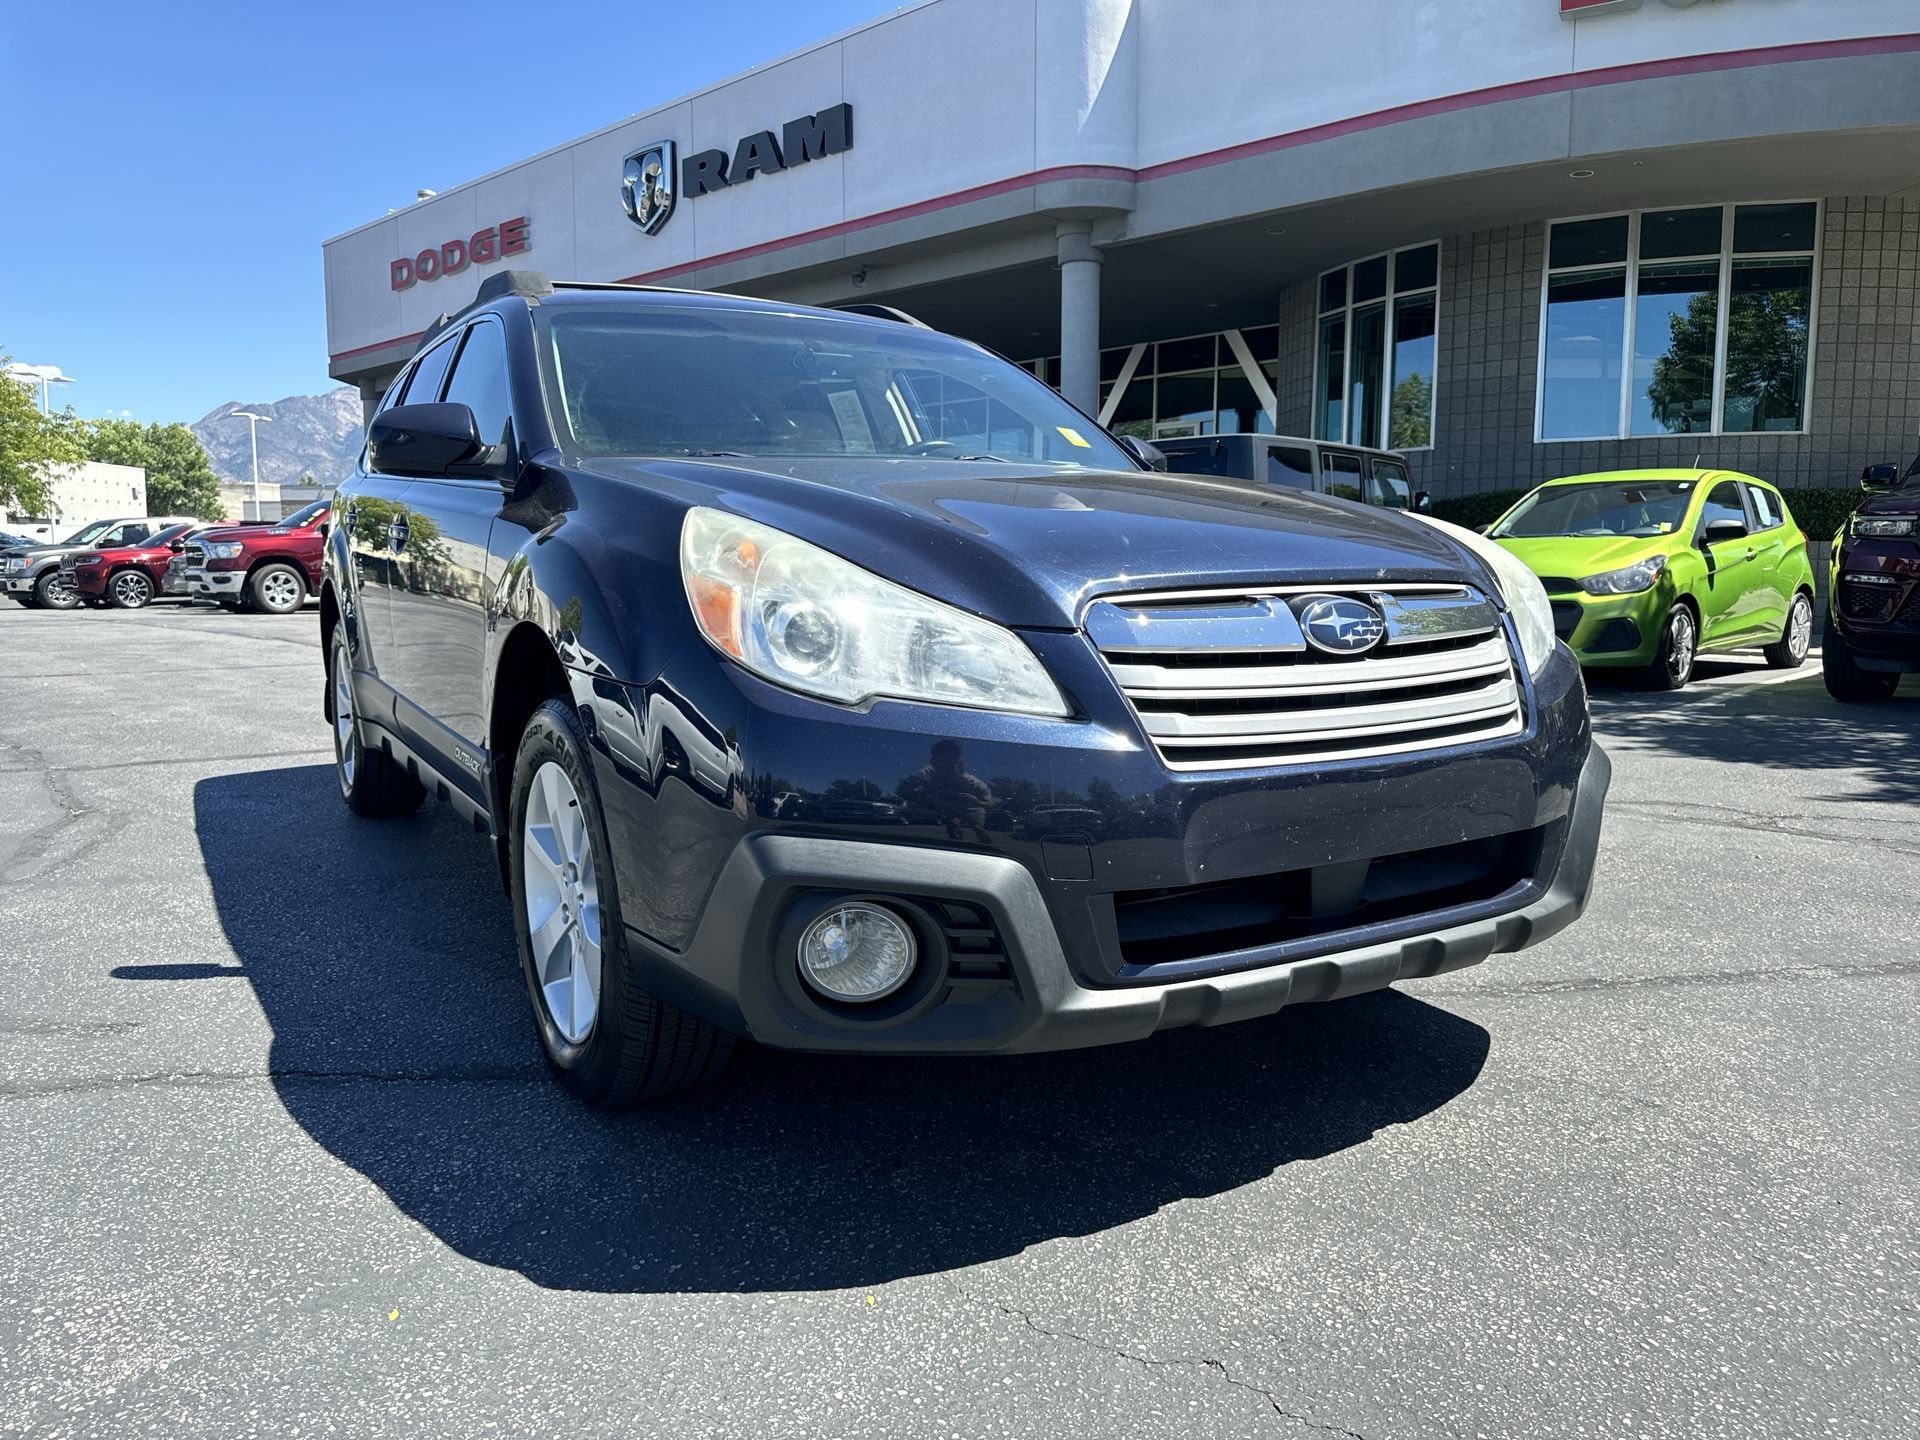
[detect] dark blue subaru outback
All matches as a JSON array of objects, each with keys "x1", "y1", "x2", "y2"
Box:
[{"x1": 323, "y1": 271, "x2": 1609, "y2": 1104}]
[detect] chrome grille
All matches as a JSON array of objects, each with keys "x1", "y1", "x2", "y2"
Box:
[
  {"x1": 1088, "y1": 584, "x2": 1525, "y2": 772},
  {"x1": 183, "y1": 544, "x2": 207, "y2": 566}
]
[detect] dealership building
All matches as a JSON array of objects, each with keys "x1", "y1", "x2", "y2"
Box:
[{"x1": 322, "y1": 0, "x2": 1920, "y2": 498}]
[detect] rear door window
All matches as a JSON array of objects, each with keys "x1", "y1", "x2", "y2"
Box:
[
  {"x1": 1324, "y1": 452, "x2": 1365, "y2": 503},
  {"x1": 1267, "y1": 446, "x2": 1314, "y2": 491},
  {"x1": 399, "y1": 334, "x2": 459, "y2": 405}
]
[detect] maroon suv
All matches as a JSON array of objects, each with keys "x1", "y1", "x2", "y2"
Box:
[
  {"x1": 68, "y1": 522, "x2": 200, "y2": 609},
  {"x1": 185, "y1": 499, "x2": 330, "y2": 614}
]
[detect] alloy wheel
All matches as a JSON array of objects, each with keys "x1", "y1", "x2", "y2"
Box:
[
  {"x1": 42, "y1": 574, "x2": 79, "y2": 609},
  {"x1": 1787, "y1": 595, "x2": 1812, "y2": 661},
  {"x1": 1667, "y1": 608, "x2": 1696, "y2": 685},
  {"x1": 112, "y1": 572, "x2": 152, "y2": 607},
  {"x1": 522, "y1": 761, "x2": 603, "y2": 1046},
  {"x1": 332, "y1": 642, "x2": 358, "y2": 793},
  {"x1": 261, "y1": 570, "x2": 301, "y2": 611}
]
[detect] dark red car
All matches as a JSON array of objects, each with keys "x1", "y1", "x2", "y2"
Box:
[
  {"x1": 68, "y1": 522, "x2": 201, "y2": 609},
  {"x1": 185, "y1": 499, "x2": 330, "y2": 614}
]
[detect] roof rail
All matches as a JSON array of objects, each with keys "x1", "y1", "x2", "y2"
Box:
[
  {"x1": 414, "y1": 270, "x2": 557, "y2": 353},
  {"x1": 827, "y1": 301, "x2": 931, "y2": 329}
]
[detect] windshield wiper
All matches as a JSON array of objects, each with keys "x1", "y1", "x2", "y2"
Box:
[{"x1": 678, "y1": 449, "x2": 750, "y2": 458}]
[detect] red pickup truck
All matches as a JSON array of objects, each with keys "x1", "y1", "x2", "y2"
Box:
[{"x1": 184, "y1": 499, "x2": 330, "y2": 614}]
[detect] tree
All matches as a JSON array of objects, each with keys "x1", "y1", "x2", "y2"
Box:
[
  {"x1": 1647, "y1": 283, "x2": 1809, "y2": 433},
  {"x1": 1389, "y1": 372, "x2": 1433, "y2": 450},
  {"x1": 0, "y1": 350, "x2": 86, "y2": 516},
  {"x1": 83, "y1": 418, "x2": 224, "y2": 519}
]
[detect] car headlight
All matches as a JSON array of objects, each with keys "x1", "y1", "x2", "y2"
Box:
[
  {"x1": 205, "y1": 542, "x2": 245, "y2": 560},
  {"x1": 1854, "y1": 516, "x2": 1915, "y2": 538},
  {"x1": 679, "y1": 507, "x2": 1072, "y2": 716},
  {"x1": 76, "y1": 556, "x2": 103, "y2": 566},
  {"x1": 1577, "y1": 554, "x2": 1667, "y2": 595},
  {"x1": 1411, "y1": 514, "x2": 1557, "y2": 677}
]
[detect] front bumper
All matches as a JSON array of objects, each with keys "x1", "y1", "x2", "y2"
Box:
[
  {"x1": 623, "y1": 745, "x2": 1609, "y2": 1055},
  {"x1": 1547, "y1": 586, "x2": 1663, "y2": 667},
  {"x1": 592, "y1": 633, "x2": 1606, "y2": 1056},
  {"x1": 188, "y1": 566, "x2": 245, "y2": 597},
  {"x1": 1829, "y1": 541, "x2": 1920, "y2": 670}
]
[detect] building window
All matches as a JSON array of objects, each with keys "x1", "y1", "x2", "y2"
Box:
[
  {"x1": 1538, "y1": 202, "x2": 1817, "y2": 441},
  {"x1": 1059, "y1": 325, "x2": 1281, "y2": 441},
  {"x1": 1314, "y1": 242, "x2": 1440, "y2": 450}
]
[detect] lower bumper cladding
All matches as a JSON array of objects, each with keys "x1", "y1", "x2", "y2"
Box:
[{"x1": 624, "y1": 745, "x2": 1613, "y2": 1055}]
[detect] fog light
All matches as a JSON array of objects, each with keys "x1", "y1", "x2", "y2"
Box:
[{"x1": 798, "y1": 902, "x2": 916, "y2": 1003}]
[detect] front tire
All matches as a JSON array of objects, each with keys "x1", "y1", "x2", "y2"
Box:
[
  {"x1": 1764, "y1": 591, "x2": 1814, "y2": 669},
  {"x1": 1822, "y1": 626, "x2": 1900, "y2": 702},
  {"x1": 330, "y1": 628, "x2": 425, "y2": 816},
  {"x1": 1646, "y1": 602, "x2": 1697, "y2": 690},
  {"x1": 34, "y1": 570, "x2": 79, "y2": 610},
  {"x1": 510, "y1": 697, "x2": 734, "y2": 1106},
  {"x1": 250, "y1": 563, "x2": 306, "y2": 615},
  {"x1": 107, "y1": 569, "x2": 154, "y2": 609}
]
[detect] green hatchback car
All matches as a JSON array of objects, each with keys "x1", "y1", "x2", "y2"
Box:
[{"x1": 1488, "y1": 470, "x2": 1816, "y2": 689}]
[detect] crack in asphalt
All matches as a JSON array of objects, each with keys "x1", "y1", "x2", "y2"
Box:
[
  {"x1": 0, "y1": 746, "x2": 333, "y2": 776},
  {"x1": 0, "y1": 1066, "x2": 548, "y2": 1100},
  {"x1": 971, "y1": 1292, "x2": 1378, "y2": 1439},
  {"x1": 1605, "y1": 798, "x2": 1920, "y2": 856},
  {"x1": 1454, "y1": 956, "x2": 1920, "y2": 999},
  {"x1": 0, "y1": 733, "x2": 121, "y2": 887}
]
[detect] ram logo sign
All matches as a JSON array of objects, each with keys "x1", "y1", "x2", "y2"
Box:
[{"x1": 620, "y1": 104, "x2": 854, "y2": 236}]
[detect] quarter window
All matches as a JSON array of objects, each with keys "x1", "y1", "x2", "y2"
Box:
[
  {"x1": 1540, "y1": 203, "x2": 1817, "y2": 440},
  {"x1": 1315, "y1": 243, "x2": 1440, "y2": 450},
  {"x1": 1267, "y1": 445, "x2": 1314, "y2": 491}
]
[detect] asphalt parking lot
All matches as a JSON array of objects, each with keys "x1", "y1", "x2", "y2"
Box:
[{"x1": 1, "y1": 600, "x2": 1915, "y2": 1439}]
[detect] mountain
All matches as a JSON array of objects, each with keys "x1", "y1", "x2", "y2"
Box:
[{"x1": 191, "y1": 388, "x2": 364, "y2": 489}]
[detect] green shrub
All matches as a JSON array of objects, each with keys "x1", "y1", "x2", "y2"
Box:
[
  {"x1": 1779, "y1": 487, "x2": 1867, "y2": 541},
  {"x1": 1431, "y1": 490, "x2": 1528, "y2": 530}
]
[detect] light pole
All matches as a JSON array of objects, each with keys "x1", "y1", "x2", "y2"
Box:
[
  {"x1": 228, "y1": 410, "x2": 273, "y2": 518},
  {"x1": 3, "y1": 362, "x2": 76, "y2": 414}
]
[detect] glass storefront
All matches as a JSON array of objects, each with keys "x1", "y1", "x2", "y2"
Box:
[
  {"x1": 1316, "y1": 242, "x2": 1441, "y2": 451},
  {"x1": 1027, "y1": 325, "x2": 1282, "y2": 441}
]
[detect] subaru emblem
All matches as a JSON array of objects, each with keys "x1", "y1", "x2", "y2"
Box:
[
  {"x1": 621, "y1": 141, "x2": 677, "y2": 235},
  {"x1": 1296, "y1": 594, "x2": 1386, "y2": 655}
]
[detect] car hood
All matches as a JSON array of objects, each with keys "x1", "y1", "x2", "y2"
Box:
[
  {"x1": 1858, "y1": 487, "x2": 1920, "y2": 518},
  {"x1": 582, "y1": 456, "x2": 1495, "y2": 629},
  {"x1": 1493, "y1": 533, "x2": 1672, "y2": 579},
  {"x1": 3, "y1": 542, "x2": 87, "y2": 560}
]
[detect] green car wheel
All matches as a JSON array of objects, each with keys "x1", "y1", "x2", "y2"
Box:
[{"x1": 1647, "y1": 603, "x2": 1697, "y2": 690}]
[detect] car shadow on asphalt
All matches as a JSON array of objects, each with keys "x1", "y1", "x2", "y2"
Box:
[
  {"x1": 172, "y1": 763, "x2": 1491, "y2": 1295},
  {"x1": 1586, "y1": 667, "x2": 1920, "y2": 807}
]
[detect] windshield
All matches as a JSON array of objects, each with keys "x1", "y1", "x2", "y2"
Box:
[
  {"x1": 1492, "y1": 480, "x2": 1695, "y2": 539},
  {"x1": 541, "y1": 306, "x2": 1133, "y2": 470},
  {"x1": 282, "y1": 499, "x2": 329, "y2": 528},
  {"x1": 59, "y1": 520, "x2": 113, "y2": 546}
]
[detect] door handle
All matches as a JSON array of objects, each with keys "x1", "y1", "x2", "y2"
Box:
[{"x1": 1744, "y1": 547, "x2": 1756, "y2": 561}]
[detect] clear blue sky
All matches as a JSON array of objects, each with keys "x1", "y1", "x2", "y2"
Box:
[{"x1": 0, "y1": 0, "x2": 900, "y2": 426}]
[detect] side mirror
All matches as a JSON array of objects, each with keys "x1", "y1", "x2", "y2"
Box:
[
  {"x1": 168, "y1": 540, "x2": 185, "y2": 553},
  {"x1": 1413, "y1": 490, "x2": 1432, "y2": 514},
  {"x1": 1117, "y1": 435, "x2": 1168, "y2": 472},
  {"x1": 368, "y1": 403, "x2": 483, "y2": 478},
  {"x1": 1703, "y1": 517, "x2": 1749, "y2": 545},
  {"x1": 317, "y1": 521, "x2": 330, "y2": 539},
  {"x1": 1861, "y1": 463, "x2": 1900, "y2": 492}
]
